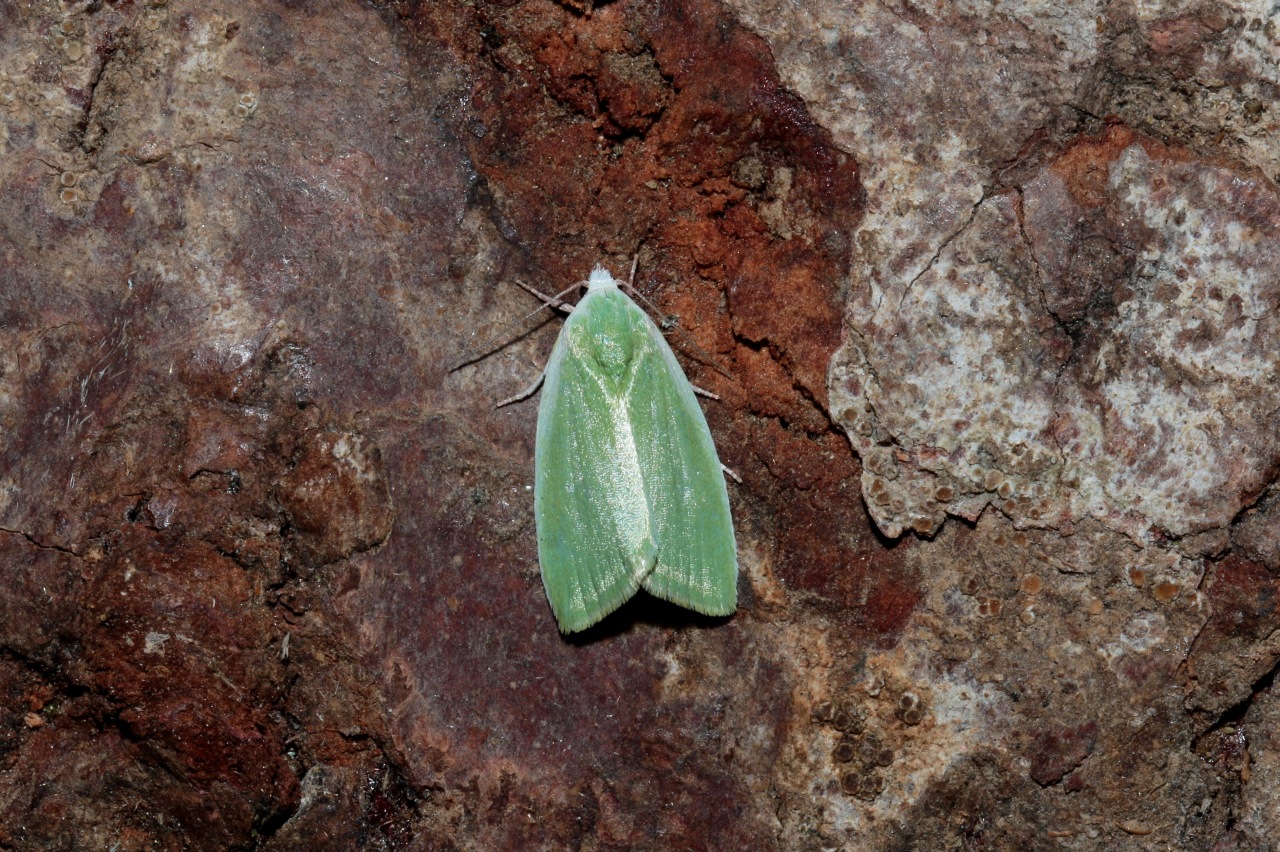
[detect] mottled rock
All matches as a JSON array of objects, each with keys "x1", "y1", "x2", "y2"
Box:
[
  {"x1": 279, "y1": 429, "x2": 393, "y2": 572},
  {"x1": 1233, "y1": 487, "x2": 1280, "y2": 571},
  {"x1": 832, "y1": 126, "x2": 1280, "y2": 543},
  {"x1": 2, "y1": 0, "x2": 1278, "y2": 848},
  {"x1": 1028, "y1": 720, "x2": 1099, "y2": 787}
]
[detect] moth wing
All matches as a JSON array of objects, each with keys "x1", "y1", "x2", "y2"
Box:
[
  {"x1": 629, "y1": 316, "x2": 738, "y2": 616},
  {"x1": 534, "y1": 324, "x2": 650, "y2": 633}
]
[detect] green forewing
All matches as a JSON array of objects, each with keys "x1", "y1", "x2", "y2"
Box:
[
  {"x1": 628, "y1": 330, "x2": 737, "y2": 615},
  {"x1": 534, "y1": 278, "x2": 737, "y2": 633}
]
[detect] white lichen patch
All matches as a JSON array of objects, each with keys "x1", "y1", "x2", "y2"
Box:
[
  {"x1": 724, "y1": 0, "x2": 1094, "y2": 313},
  {"x1": 143, "y1": 631, "x2": 171, "y2": 654},
  {"x1": 330, "y1": 434, "x2": 375, "y2": 481},
  {"x1": 870, "y1": 671, "x2": 1006, "y2": 809},
  {"x1": 1054, "y1": 144, "x2": 1280, "y2": 539},
  {"x1": 815, "y1": 632, "x2": 1011, "y2": 838},
  {"x1": 831, "y1": 191, "x2": 1071, "y2": 538},
  {"x1": 832, "y1": 135, "x2": 1280, "y2": 544},
  {"x1": 722, "y1": 0, "x2": 1280, "y2": 550}
]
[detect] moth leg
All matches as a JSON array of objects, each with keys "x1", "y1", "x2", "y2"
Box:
[
  {"x1": 495, "y1": 369, "x2": 546, "y2": 409},
  {"x1": 691, "y1": 383, "x2": 720, "y2": 400},
  {"x1": 721, "y1": 463, "x2": 742, "y2": 484}
]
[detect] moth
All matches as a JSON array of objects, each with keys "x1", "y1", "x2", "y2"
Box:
[{"x1": 530, "y1": 266, "x2": 737, "y2": 633}]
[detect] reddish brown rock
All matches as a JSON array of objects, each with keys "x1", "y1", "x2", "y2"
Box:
[
  {"x1": 1028, "y1": 721, "x2": 1099, "y2": 787},
  {"x1": 1184, "y1": 556, "x2": 1280, "y2": 721},
  {"x1": 278, "y1": 429, "x2": 393, "y2": 572}
]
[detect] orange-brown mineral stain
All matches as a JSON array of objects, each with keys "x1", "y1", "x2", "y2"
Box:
[{"x1": 1152, "y1": 580, "x2": 1180, "y2": 603}]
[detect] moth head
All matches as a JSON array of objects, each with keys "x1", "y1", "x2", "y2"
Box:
[{"x1": 587, "y1": 266, "x2": 618, "y2": 291}]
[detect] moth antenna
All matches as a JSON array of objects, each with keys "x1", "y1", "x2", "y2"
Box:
[
  {"x1": 621, "y1": 266, "x2": 733, "y2": 381},
  {"x1": 515, "y1": 279, "x2": 582, "y2": 312},
  {"x1": 447, "y1": 280, "x2": 582, "y2": 374}
]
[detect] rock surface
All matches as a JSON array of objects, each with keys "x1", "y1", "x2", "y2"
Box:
[{"x1": 0, "y1": 0, "x2": 1277, "y2": 849}]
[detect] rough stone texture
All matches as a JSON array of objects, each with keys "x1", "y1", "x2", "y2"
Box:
[
  {"x1": 831, "y1": 126, "x2": 1280, "y2": 543},
  {"x1": 1, "y1": 0, "x2": 1278, "y2": 849},
  {"x1": 728, "y1": 0, "x2": 1280, "y2": 847},
  {"x1": 1, "y1": 0, "x2": 451, "y2": 847}
]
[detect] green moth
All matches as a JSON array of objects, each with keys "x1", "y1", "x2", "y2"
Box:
[{"x1": 533, "y1": 266, "x2": 738, "y2": 633}]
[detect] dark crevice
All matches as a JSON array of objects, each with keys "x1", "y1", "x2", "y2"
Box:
[
  {"x1": 725, "y1": 325, "x2": 845, "y2": 443},
  {"x1": 1011, "y1": 185, "x2": 1060, "y2": 332},
  {"x1": 337, "y1": 728, "x2": 372, "y2": 742},
  {"x1": 73, "y1": 40, "x2": 120, "y2": 155},
  {"x1": 1225, "y1": 475, "x2": 1280, "y2": 532},
  {"x1": 98, "y1": 709, "x2": 147, "y2": 747},
  {"x1": 0, "y1": 645, "x2": 78, "y2": 690},
  {"x1": 1198, "y1": 653, "x2": 1280, "y2": 738},
  {"x1": 730, "y1": 331, "x2": 769, "y2": 354},
  {"x1": 549, "y1": 0, "x2": 622, "y2": 18},
  {"x1": 251, "y1": 798, "x2": 296, "y2": 849},
  {"x1": 898, "y1": 188, "x2": 988, "y2": 308},
  {"x1": 124, "y1": 494, "x2": 150, "y2": 523},
  {"x1": 273, "y1": 594, "x2": 307, "y2": 618},
  {"x1": 791, "y1": 379, "x2": 835, "y2": 430},
  {"x1": 0, "y1": 526, "x2": 81, "y2": 559}
]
